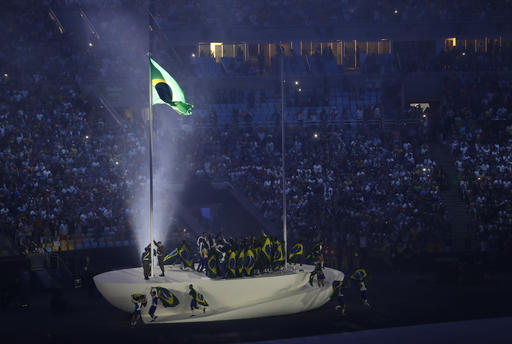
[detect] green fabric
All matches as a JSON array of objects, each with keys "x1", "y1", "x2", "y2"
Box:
[{"x1": 150, "y1": 58, "x2": 193, "y2": 115}]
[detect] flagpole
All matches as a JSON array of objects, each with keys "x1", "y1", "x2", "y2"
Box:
[
  {"x1": 148, "y1": 60, "x2": 155, "y2": 278},
  {"x1": 280, "y1": 46, "x2": 288, "y2": 268}
]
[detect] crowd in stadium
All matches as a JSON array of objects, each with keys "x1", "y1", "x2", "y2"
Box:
[
  {"x1": 192, "y1": 124, "x2": 450, "y2": 252},
  {"x1": 1, "y1": 0, "x2": 511, "y2": 269},
  {"x1": 441, "y1": 74, "x2": 512, "y2": 255}
]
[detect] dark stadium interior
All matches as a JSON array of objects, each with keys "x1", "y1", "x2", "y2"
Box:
[{"x1": 1, "y1": 0, "x2": 512, "y2": 343}]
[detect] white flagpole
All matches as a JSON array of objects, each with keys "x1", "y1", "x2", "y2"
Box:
[
  {"x1": 280, "y1": 47, "x2": 288, "y2": 268},
  {"x1": 148, "y1": 57, "x2": 155, "y2": 278}
]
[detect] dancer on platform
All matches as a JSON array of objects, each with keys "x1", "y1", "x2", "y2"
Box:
[
  {"x1": 309, "y1": 262, "x2": 325, "y2": 287},
  {"x1": 141, "y1": 245, "x2": 151, "y2": 280},
  {"x1": 331, "y1": 279, "x2": 346, "y2": 316},
  {"x1": 350, "y1": 268, "x2": 370, "y2": 307},
  {"x1": 189, "y1": 284, "x2": 208, "y2": 316},
  {"x1": 272, "y1": 237, "x2": 284, "y2": 271},
  {"x1": 196, "y1": 232, "x2": 209, "y2": 273},
  {"x1": 215, "y1": 240, "x2": 227, "y2": 279},
  {"x1": 148, "y1": 288, "x2": 159, "y2": 321},
  {"x1": 153, "y1": 241, "x2": 165, "y2": 277},
  {"x1": 130, "y1": 294, "x2": 146, "y2": 327},
  {"x1": 261, "y1": 230, "x2": 273, "y2": 272}
]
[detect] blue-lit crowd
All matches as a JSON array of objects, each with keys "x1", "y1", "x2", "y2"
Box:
[{"x1": 1, "y1": 0, "x2": 512, "y2": 267}]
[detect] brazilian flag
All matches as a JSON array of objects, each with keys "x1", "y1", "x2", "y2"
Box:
[
  {"x1": 350, "y1": 268, "x2": 368, "y2": 281},
  {"x1": 262, "y1": 237, "x2": 273, "y2": 263},
  {"x1": 150, "y1": 58, "x2": 193, "y2": 115},
  {"x1": 237, "y1": 249, "x2": 245, "y2": 277},
  {"x1": 155, "y1": 287, "x2": 180, "y2": 307},
  {"x1": 289, "y1": 243, "x2": 304, "y2": 263},
  {"x1": 178, "y1": 242, "x2": 194, "y2": 269},
  {"x1": 244, "y1": 249, "x2": 255, "y2": 276},
  {"x1": 131, "y1": 293, "x2": 147, "y2": 307},
  {"x1": 306, "y1": 242, "x2": 322, "y2": 263},
  {"x1": 163, "y1": 248, "x2": 178, "y2": 264},
  {"x1": 207, "y1": 251, "x2": 218, "y2": 278},
  {"x1": 196, "y1": 292, "x2": 208, "y2": 307},
  {"x1": 273, "y1": 240, "x2": 284, "y2": 267},
  {"x1": 227, "y1": 250, "x2": 237, "y2": 278}
]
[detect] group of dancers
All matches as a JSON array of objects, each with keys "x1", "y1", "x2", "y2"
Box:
[
  {"x1": 182, "y1": 231, "x2": 324, "y2": 279},
  {"x1": 137, "y1": 231, "x2": 370, "y2": 323},
  {"x1": 130, "y1": 284, "x2": 208, "y2": 327}
]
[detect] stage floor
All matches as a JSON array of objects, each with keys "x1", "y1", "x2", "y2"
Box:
[{"x1": 94, "y1": 264, "x2": 343, "y2": 323}]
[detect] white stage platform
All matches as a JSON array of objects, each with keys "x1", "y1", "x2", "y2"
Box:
[{"x1": 94, "y1": 264, "x2": 343, "y2": 323}]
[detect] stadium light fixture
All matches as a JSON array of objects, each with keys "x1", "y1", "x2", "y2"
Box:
[
  {"x1": 313, "y1": 133, "x2": 319, "y2": 139},
  {"x1": 394, "y1": 9, "x2": 398, "y2": 14},
  {"x1": 191, "y1": 53, "x2": 196, "y2": 57},
  {"x1": 298, "y1": 88, "x2": 302, "y2": 92},
  {"x1": 295, "y1": 81, "x2": 299, "y2": 85},
  {"x1": 115, "y1": 161, "x2": 119, "y2": 165},
  {"x1": 85, "y1": 135, "x2": 89, "y2": 139},
  {"x1": 3, "y1": 73, "x2": 7, "y2": 78},
  {"x1": 88, "y1": 42, "x2": 93, "y2": 47}
]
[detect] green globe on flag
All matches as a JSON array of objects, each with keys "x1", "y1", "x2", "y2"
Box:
[{"x1": 150, "y1": 57, "x2": 193, "y2": 116}]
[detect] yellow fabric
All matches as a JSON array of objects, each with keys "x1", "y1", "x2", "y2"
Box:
[{"x1": 151, "y1": 78, "x2": 167, "y2": 87}]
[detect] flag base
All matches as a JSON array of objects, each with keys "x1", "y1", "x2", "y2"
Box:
[{"x1": 93, "y1": 264, "x2": 343, "y2": 323}]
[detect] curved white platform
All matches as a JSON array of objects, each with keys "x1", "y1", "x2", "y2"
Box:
[{"x1": 94, "y1": 264, "x2": 343, "y2": 323}]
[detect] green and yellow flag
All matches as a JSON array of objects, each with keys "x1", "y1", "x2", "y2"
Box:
[
  {"x1": 207, "y1": 251, "x2": 218, "y2": 278},
  {"x1": 237, "y1": 249, "x2": 245, "y2": 277},
  {"x1": 150, "y1": 58, "x2": 193, "y2": 115},
  {"x1": 350, "y1": 268, "x2": 368, "y2": 281},
  {"x1": 273, "y1": 240, "x2": 284, "y2": 265},
  {"x1": 227, "y1": 250, "x2": 237, "y2": 278},
  {"x1": 244, "y1": 249, "x2": 255, "y2": 276},
  {"x1": 178, "y1": 242, "x2": 194, "y2": 269},
  {"x1": 155, "y1": 287, "x2": 180, "y2": 307},
  {"x1": 262, "y1": 237, "x2": 273, "y2": 263},
  {"x1": 289, "y1": 243, "x2": 304, "y2": 263}
]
